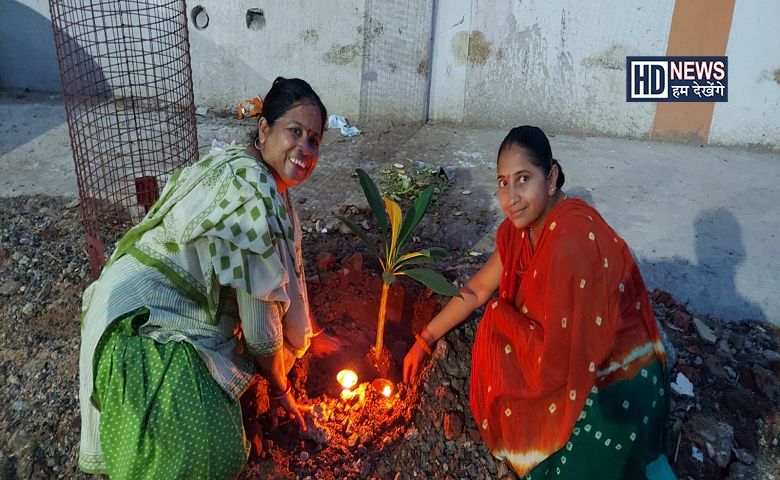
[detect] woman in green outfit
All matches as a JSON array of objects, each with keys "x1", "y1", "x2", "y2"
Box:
[{"x1": 78, "y1": 77, "x2": 327, "y2": 479}]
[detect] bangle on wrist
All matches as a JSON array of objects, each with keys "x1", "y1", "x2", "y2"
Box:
[
  {"x1": 269, "y1": 382, "x2": 291, "y2": 401},
  {"x1": 414, "y1": 333, "x2": 432, "y2": 356},
  {"x1": 421, "y1": 325, "x2": 437, "y2": 345}
]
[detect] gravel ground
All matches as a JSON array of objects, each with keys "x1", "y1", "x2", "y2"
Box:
[{"x1": 1, "y1": 194, "x2": 778, "y2": 479}]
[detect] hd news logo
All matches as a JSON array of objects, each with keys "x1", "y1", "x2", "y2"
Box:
[{"x1": 626, "y1": 56, "x2": 728, "y2": 102}]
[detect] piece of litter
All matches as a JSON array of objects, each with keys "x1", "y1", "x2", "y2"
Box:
[
  {"x1": 453, "y1": 211, "x2": 464, "y2": 216},
  {"x1": 327, "y1": 114, "x2": 360, "y2": 137},
  {"x1": 393, "y1": 163, "x2": 404, "y2": 169},
  {"x1": 210, "y1": 136, "x2": 235, "y2": 152},
  {"x1": 340, "y1": 125, "x2": 360, "y2": 137},
  {"x1": 469, "y1": 252, "x2": 482, "y2": 257},
  {"x1": 692, "y1": 317, "x2": 718, "y2": 344},
  {"x1": 461, "y1": 190, "x2": 471, "y2": 195},
  {"x1": 195, "y1": 105, "x2": 208, "y2": 116},
  {"x1": 438, "y1": 165, "x2": 456, "y2": 181},
  {"x1": 733, "y1": 447, "x2": 754, "y2": 465},
  {"x1": 236, "y1": 96, "x2": 263, "y2": 119},
  {"x1": 670, "y1": 372, "x2": 695, "y2": 397},
  {"x1": 691, "y1": 445, "x2": 704, "y2": 462},
  {"x1": 320, "y1": 228, "x2": 328, "y2": 234},
  {"x1": 361, "y1": 220, "x2": 370, "y2": 230}
]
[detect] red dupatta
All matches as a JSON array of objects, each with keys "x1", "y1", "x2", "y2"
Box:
[{"x1": 469, "y1": 198, "x2": 665, "y2": 475}]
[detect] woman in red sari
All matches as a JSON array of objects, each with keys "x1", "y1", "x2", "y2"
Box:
[{"x1": 404, "y1": 126, "x2": 674, "y2": 479}]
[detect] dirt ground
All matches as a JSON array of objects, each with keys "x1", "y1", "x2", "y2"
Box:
[{"x1": 0, "y1": 189, "x2": 778, "y2": 479}]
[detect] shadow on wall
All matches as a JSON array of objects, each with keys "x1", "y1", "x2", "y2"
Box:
[
  {"x1": 0, "y1": 2, "x2": 109, "y2": 155},
  {"x1": 1, "y1": 2, "x2": 60, "y2": 91},
  {"x1": 639, "y1": 208, "x2": 766, "y2": 322}
]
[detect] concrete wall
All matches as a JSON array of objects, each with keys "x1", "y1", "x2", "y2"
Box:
[
  {"x1": 430, "y1": 0, "x2": 779, "y2": 148},
  {"x1": 186, "y1": 1, "x2": 365, "y2": 121},
  {"x1": 708, "y1": 0, "x2": 780, "y2": 148},
  {"x1": 0, "y1": 0, "x2": 61, "y2": 91},
  {"x1": 187, "y1": 0, "x2": 433, "y2": 123},
  {"x1": 358, "y1": 0, "x2": 433, "y2": 124},
  {"x1": 431, "y1": 0, "x2": 674, "y2": 139},
  {"x1": 3, "y1": 0, "x2": 778, "y2": 147}
]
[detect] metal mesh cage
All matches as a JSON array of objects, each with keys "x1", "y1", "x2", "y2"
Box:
[{"x1": 48, "y1": 0, "x2": 198, "y2": 277}]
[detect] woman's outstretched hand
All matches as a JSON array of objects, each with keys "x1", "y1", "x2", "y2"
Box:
[
  {"x1": 403, "y1": 341, "x2": 430, "y2": 383},
  {"x1": 270, "y1": 389, "x2": 310, "y2": 432}
]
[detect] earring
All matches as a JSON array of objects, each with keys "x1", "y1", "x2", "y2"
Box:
[{"x1": 254, "y1": 137, "x2": 262, "y2": 151}]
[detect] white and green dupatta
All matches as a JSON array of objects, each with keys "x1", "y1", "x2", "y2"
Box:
[{"x1": 78, "y1": 145, "x2": 312, "y2": 471}]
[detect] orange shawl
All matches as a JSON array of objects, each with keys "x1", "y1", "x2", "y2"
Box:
[{"x1": 469, "y1": 198, "x2": 665, "y2": 475}]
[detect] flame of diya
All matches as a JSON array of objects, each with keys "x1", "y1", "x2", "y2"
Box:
[
  {"x1": 371, "y1": 378, "x2": 394, "y2": 397},
  {"x1": 337, "y1": 369, "x2": 358, "y2": 389}
]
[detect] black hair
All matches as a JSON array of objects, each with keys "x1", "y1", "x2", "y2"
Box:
[
  {"x1": 498, "y1": 125, "x2": 565, "y2": 189},
  {"x1": 250, "y1": 77, "x2": 327, "y2": 143}
]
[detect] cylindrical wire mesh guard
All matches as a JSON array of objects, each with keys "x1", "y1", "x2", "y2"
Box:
[{"x1": 49, "y1": 0, "x2": 198, "y2": 277}]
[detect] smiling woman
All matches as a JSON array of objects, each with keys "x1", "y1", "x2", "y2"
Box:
[
  {"x1": 404, "y1": 126, "x2": 675, "y2": 479},
  {"x1": 248, "y1": 77, "x2": 327, "y2": 193},
  {"x1": 78, "y1": 77, "x2": 329, "y2": 479}
]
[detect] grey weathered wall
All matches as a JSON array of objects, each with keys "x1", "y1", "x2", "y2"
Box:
[{"x1": 3, "y1": 0, "x2": 778, "y2": 147}]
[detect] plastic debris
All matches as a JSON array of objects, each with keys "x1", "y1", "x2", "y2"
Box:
[
  {"x1": 438, "y1": 165, "x2": 456, "y2": 181},
  {"x1": 691, "y1": 445, "x2": 704, "y2": 462},
  {"x1": 692, "y1": 317, "x2": 718, "y2": 344},
  {"x1": 210, "y1": 136, "x2": 235, "y2": 152},
  {"x1": 237, "y1": 96, "x2": 263, "y2": 119},
  {"x1": 327, "y1": 114, "x2": 360, "y2": 137},
  {"x1": 671, "y1": 372, "x2": 695, "y2": 397},
  {"x1": 195, "y1": 105, "x2": 208, "y2": 116}
]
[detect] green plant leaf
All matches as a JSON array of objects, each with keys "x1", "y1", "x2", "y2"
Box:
[
  {"x1": 423, "y1": 247, "x2": 449, "y2": 261},
  {"x1": 396, "y1": 184, "x2": 433, "y2": 250},
  {"x1": 393, "y1": 251, "x2": 430, "y2": 270},
  {"x1": 394, "y1": 247, "x2": 450, "y2": 269},
  {"x1": 382, "y1": 271, "x2": 396, "y2": 285},
  {"x1": 335, "y1": 215, "x2": 383, "y2": 264},
  {"x1": 398, "y1": 267, "x2": 459, "y2": 297},
  {"x1": 356, "y1": 169, "x2": 388, "y2": 239}
]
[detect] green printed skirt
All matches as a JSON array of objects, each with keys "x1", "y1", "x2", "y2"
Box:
[
  {"x1": 93, "y1": 312, "x2": 249, "y2": 480},
  {"x1": 524, "y1": 359, "x2": 675, "y2": 480}
]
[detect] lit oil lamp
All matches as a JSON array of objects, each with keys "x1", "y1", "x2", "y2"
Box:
[
  {"x1": 371, "y1": 378, "x2": 394, "y2": 397},
  {"x1": 337, "y1": 369, "x2": 358, "y2": 390}
]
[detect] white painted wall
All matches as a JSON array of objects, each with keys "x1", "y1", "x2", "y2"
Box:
[
  {"x1": 186, "y1": 0, "x2": 365, "y2": 121},
  {"x1": 3, "y1": 0, "x2": 779, "y2": 147},
  {"x1": 358, "y1": 0, "x2": 433, "y2": 124},
  {"x1": 428, "y1": 0, "x2": 472, "y2": 122},
  {"x1": 1, "y1": 0, "x2": 61, "y2": 91},
  {"x1": 709, "y1": 0, "x2": 780, "y2": 148},
  {"x1": 452, "y1": 0, "x2": 675, "y2": 138}
]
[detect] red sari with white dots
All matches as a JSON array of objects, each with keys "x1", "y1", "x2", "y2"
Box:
[{"x1": 470, "y1": 198, "x2": 667, "y2": 476}]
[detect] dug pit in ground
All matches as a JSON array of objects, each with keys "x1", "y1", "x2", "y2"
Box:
[{"x1": 239, "y1": 253, "x2": 445, "y2": 479}]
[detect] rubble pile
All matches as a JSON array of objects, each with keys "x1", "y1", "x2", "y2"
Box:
[{"x1": 0, "y1": 195, "x2": 778, "y2": 479}]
